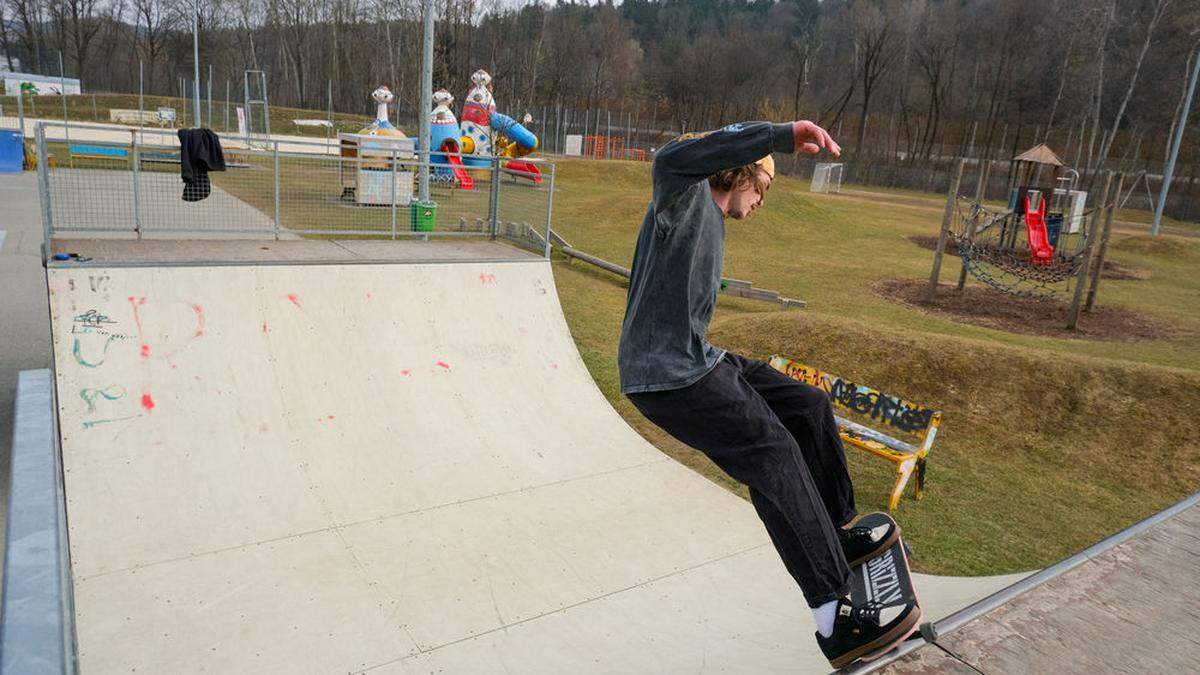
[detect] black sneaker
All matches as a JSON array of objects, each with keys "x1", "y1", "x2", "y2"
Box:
[
  {"x1": 839, "y1": 514, "x2": 900, "y2": 567},
  {"x1": 816, "y1": 596, "x2": 922, "y2": 668}
]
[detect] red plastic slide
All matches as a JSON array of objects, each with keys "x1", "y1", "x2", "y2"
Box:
[
  {"x1": 1024, "y1": 195, "x2": 1054, "y2": 266},
  {"x1": 445, "y1": 153, "x2": 475, "y2": 191},
  {"x1": 505, "y1": 160, "x2": 543, "y2": 184}
]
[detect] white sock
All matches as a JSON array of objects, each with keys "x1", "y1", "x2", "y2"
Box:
[{"x1": 813, "y1": 599, "x2": 838, "y2": 638}]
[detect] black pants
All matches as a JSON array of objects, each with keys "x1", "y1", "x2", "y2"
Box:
[{"x1": 628, "y1": 352, "x2": 856, "y2": 607}]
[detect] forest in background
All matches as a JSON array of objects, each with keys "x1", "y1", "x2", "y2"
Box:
[{"x1": 3, "y1": 0, "x2": 1199, "y2": 214}]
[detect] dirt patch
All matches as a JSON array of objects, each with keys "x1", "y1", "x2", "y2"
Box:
[
  {"x1": 907, "y1": 235, "x2": 1148, "y2": 280},
  {"x1": 874, "y1": 277, "x2": 1172, "y2": 341}
]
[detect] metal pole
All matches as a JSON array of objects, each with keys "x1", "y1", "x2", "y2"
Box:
[
  {"x1": 207, "y1": 64, "x2": 213, "y2": 127},
  {"x1": 543, "y1": 164, "x2": 555, "y2": 258},
  {"x1": 606, "y1": 109, "x2": 611, "y2": 158},
  {"x1": 489, "y1": 156, "x2": 501, "y2": 239},
  {"x1": 390, "y1": 151, "x2": 398, "y2": 240},
  {"x1": 16, "y1": 89, "x2": 24, "y2": 141},
  {"x1": 261, "y1": 72, "x2": 271, "y2": 137},
  {"x1": 131, "y1": 130, "x2": 142, "y2": 239},
  {"x1": 418, "y1": 0, "x2": 434, "y2": 203},
  {"x1": 36, "y1": 125, "x2": 52, "y2": 248},
  {"x1": 138, "y1": 60, "x2": 144, "y2": 141},
  {"x1": 224, "y1": 79, "x2": 230, "y2": 132},
  {"x1": 58, "y1": 53, "x2": 69, "y2": 147},
  {"x1": 926, "y1": 158, "x2": 965, "y2": 301},
  {"x1": 1152, "y1": 52, "x2": 1200, "y2": 235},
  {"x1": 272, "y1": 141, "x2": 281, "y2": 240},
  {"x1": 192, "y1": 0, "x2": 201, "y2": 127}
]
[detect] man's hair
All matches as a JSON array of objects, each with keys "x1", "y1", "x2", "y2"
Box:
[{"x1": 708, "y1": 164, "x2": 770, "y2": 194}]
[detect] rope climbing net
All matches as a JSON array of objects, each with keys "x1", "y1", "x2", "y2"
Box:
[{"x1": 948, "y1": 197, "x2": 1098, "y2": 298}]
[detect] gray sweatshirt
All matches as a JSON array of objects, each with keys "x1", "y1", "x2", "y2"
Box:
[{"x1": 618, "y1": 121, "x2": 797, "y2": 394}]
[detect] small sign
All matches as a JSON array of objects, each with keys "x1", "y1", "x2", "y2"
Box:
[{"x1": 157, "y1": 107, "x2": 176, "y2": 123}]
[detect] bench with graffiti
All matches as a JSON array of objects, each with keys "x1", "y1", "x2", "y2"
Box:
[{"x1": 769, "y1": 355, "x2": 943, "y2": 511}]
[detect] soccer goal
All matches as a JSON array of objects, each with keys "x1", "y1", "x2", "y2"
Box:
[{"x1": 810, "y1": 163, "x2": 844, "y2": 194}]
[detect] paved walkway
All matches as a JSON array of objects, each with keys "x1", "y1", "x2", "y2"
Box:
[{"x1": 881, "y1": 495, "x2": 1200, "y2": 673}]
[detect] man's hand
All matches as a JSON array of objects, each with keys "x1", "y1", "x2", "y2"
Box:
[{"x1": 792, "y1": 121, "x2": 841, "y2": 157}]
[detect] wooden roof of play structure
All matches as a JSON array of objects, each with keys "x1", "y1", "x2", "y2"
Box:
[{"x1": 1013, "y1": 143, "x2": 1064, "y2": 166}]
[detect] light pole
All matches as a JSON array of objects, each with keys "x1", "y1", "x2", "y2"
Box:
[
  {"x1": 1153, "y1": 52, "x2": 1200, "y2": 235},
  {"x1": 418, "y1": 0, "x2": 434, "y2": 202},
  {"x1": 193, "y1": 0, "x2": 202, "y2": 127}
]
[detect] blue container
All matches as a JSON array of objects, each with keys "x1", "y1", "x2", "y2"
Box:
[
  {"x1": 0, "y1": 130, "x2": 24, "y2": 173},
  {"x1": 1046, "y1": 213, "x2": 1064, "y2": 249}
]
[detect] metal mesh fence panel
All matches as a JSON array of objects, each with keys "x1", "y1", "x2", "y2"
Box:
[{"x1": 36, "y1": 122, "x2": 556, "y2": 249}]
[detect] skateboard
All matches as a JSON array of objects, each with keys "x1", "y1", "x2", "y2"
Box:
[{"x1": 845, "y1": 513, "x2": 924, "y2": 664}]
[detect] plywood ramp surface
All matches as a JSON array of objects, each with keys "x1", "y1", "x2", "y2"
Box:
[{"x1": 48, "y1": 260, "x2": 1015, "y2": 673}]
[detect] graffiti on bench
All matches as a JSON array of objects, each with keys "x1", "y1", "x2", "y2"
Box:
[{"x1": 770, "y1": 357, "x2": 935, "y2": 436}]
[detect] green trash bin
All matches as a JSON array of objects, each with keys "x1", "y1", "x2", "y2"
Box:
[{"x1": 410, "y1": 200, "x2": 437, "y2": 232}]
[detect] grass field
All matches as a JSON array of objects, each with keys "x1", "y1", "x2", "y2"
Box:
[{"x1": 547, "y1": 158, "x2": 1200, "y2": 575}]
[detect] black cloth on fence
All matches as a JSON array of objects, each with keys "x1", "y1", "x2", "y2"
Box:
[{"x1": 177, "y1": 128, "x2": 226, "y2": 202}]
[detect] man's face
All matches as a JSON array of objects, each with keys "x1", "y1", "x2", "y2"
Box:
[{"x1": 726, "y1": 170, "x2": 772, "y2": 220}]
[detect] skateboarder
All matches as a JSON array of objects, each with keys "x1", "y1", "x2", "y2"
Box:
[{"x1": 618, "y1": 121, "x2": 921, "y2": 666}]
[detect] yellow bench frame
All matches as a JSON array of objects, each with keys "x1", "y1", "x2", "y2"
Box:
[{"x1": 769, "y1": 355, "x2": 943, "y2": 511}]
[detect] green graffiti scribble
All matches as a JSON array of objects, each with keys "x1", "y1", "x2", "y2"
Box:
[
  {"x1": 73, "y1": 336, "x2": 116, "y2": 368},
  {"x1": 80, "y1": 385, "x2": 126, "y2": 413},
  {"x1": 82, "y1": 415, "x2": 139, "y2": 429}
]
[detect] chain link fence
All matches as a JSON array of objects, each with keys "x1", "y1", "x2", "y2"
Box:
[
  {"x1": 783, "y1": 154, "x2": 1199, "y2": 223},
  {"x1": 35, "y1": 121, "x2": 554, "y2": 255}
]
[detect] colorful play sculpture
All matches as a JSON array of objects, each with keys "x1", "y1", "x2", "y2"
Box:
[
  {"x1": 459, "y1": 69, "x2": 496, "y2": 166},
  {"x1": 338, "y1": 85, "x2": 416, "y2": 204},
  {"x1": 428, "y1": 89, "x2": 474, "y2": 190},
  {"x1": 490, "y1": 110, "x2": 542, "y2": 183}
]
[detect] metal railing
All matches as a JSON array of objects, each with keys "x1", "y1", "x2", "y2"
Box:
[{"x1": 35, "y1": 121, "x2": 555, "y2": 257}]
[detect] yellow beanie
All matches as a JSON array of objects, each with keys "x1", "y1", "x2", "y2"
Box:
[{"x1": 755, "y1": 155, "x2": 775, "y2": 179}]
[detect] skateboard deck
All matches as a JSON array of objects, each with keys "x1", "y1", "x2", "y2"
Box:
[{"x1": 847, "y1": 513, "x2": 923, "y2": 662}]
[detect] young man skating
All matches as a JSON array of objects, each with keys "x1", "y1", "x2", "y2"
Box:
[{"x1": 618, "y1": 121, "x2": 921, "y2": 667}]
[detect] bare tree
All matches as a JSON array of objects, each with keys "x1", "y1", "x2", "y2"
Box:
[
  {"x1": 1094, "y1": 0, "x2": 1174, "y2": 169},
  {"x1": 848, "y1": 0, "x2": 895, "y2": 155}
]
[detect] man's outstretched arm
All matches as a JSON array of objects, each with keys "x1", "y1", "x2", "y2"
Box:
[{"x1": 652, "y1": 120, "x2": 841, "y2": 209}]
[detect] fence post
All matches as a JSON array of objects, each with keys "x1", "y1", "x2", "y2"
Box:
[
  {"x1": 390, "y1": 150, "x2": 398, "y2": 240},
  {"x1": 273, "y1": 141, "x2": 281, "y2": 240},
  {"x1": 543, "y1": 164, "x2": 556, "y2": 259},
  {"x1": 489, "y1": 155, "x2": 501, "y2": 240},
  {"x1": 16, "y1": 90, "x2": 24, "y2": 140},
  {"x1": 131, "y1": 130, "x2": 142, "y2": 239},
  {"x1": 36, "y1": 124, "x2": 52, "y2": 252},
  {"x1": 925, "y1": 158, "x2": 965, "y2": 301},
  {"x1": 1084, "y1": 171, "x2": 1124, "y2": 312},
  {"x1": 1067, "y1": 171, "x2": 1113, "y2": 330}
]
